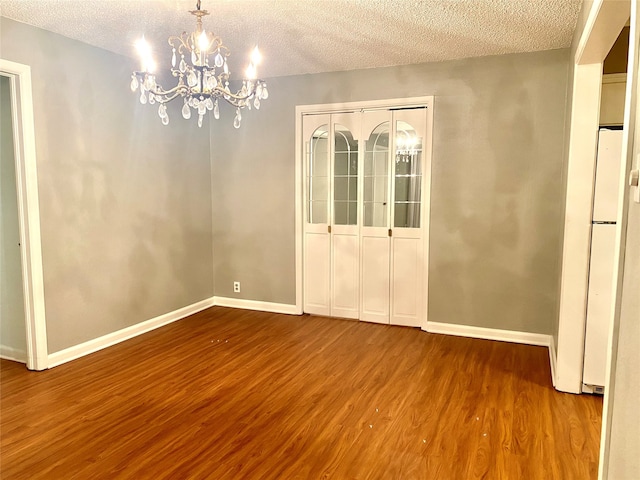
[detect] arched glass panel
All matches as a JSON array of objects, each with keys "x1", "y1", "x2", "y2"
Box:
[
  {"x1": 394, "y1": 121, "x2": 422, "y2": 228},
  {"x1": 363, "y1": 122, "x2": 389, "y2": 227},
  {"x1": 308, "y1": 125, "x2": 329, "y2": 224},
  {"x1": 334, "y1": 124, "x2": 358, "y2": 225}
]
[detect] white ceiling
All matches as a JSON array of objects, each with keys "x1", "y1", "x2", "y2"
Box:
[{"x1": 1, "y1": 0, "x2": 583, "y2": 78}]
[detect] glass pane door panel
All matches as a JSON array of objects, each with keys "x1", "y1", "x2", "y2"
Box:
[
  {"x1": 364, "y1": 152, "x2": 389, "y2": 176},
  {"x1": 395, "y1": 156, "x2": 422, "y2": 176},
  {"x1": 334, "y1": 124, "x2": 358, "y2": 225},
  {"x1": 334, "y1": 177, "x2": 358, "y2": 201},
  {"x1": 334, "y1": 152, "x2": 349, "y2": 175},
  {"x1": 394, "y1": 121, "x2": 422, "y2": 228},
  {"x1": 309, "y1": 177, "x2": 329, "y2": 201},
  {"x1": 307, "y1": 125, "x2": 329, "y2": 224},
  {"x1": 364, "y1": 202, "x2": 388, "y2": 227},
  {"x1": 310, "y1": 126, "x2": 329, "y2": 175},
  {"x1": 394, "y1": 203, "x2": 421, "y2": 228},
  {"x1": 364, "y1": 176, "x2": 389, "y2": 201},
  {"x1": 394, "y1": 176, "x2": 422, "y2": 203},
  {"x1": 348, "y1": 201, "x2": 357, "y2": 223},
  {"x1": 310, "y1": 201, "x2": 328, "y2": 224},
  {"x1": 364, "y1": 122, "x2": 390, "y2": 227},
  {"x1": 335, "y1": 201, "x2": 357, "y2": 225}
]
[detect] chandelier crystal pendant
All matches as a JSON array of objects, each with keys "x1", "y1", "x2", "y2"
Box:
[
  {"x1": 395, "y1": 134, "x2": 418, "y2": 163},
  {"x1": 129, "y1": 0, "x2": 268, "y2": 128}
]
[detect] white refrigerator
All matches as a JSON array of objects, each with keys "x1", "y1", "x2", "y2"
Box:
[{"x1": 582, "y1": 128, "x2": 623, "y2": 389}]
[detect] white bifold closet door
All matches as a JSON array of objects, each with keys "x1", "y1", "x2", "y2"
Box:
[
  {"x1": 360, "y1": 110, "x2": 392, "y2": 323},
  {"x1": 390, "y1": 108, "x2": 427, "y2": 327},
  {"x1": 303, "y1": 114, "x2": 331, "y2": 316},
  {"x1": 303, "y1": 113, "x2": 361, "y2": 319},
  {"x1": 360, "y1": 108, "x2": 427, "y2": 327},
  {"x1": 331, "y1": 113, "x2": 361, "y2": 319},
  {"x1": 303, "y1": 106, "x2": 428, "y2": 327}
]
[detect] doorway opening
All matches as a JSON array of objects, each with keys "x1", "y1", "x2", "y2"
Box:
[{"x1": 0, "y1": 59, "x2": 47, "y2": 370}]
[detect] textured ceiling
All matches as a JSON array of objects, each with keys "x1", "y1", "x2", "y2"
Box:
[{"x1": 1, "y1": 0, "x2": 582, "y2": 78}]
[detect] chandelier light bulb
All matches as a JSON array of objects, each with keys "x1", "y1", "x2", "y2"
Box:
[
  {"x1": 245, "y1": 64, "x2": 256, "y2": 80},
  {"x1": 135, "y1": 37, "x2": 150, "y2": 57},
  {"x1": 135, "y1": 37, "x2": 154, "y2": 72},
  {"x1": 250, "y1": 46, "x2": 262, "y2": 65},
  {"x1": 198, "y1": 31, "x2": 209, "y2": 52}
]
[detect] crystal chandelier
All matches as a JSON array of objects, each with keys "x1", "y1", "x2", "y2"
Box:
[{"x1": 130, "y1": 0, "x2": 268, "y2": 128}]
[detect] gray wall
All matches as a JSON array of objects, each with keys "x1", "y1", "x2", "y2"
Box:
[
  {"x1": 0, "y1": 18, "x2": 213, "y2": 353},
  {"x1": 211, "y1": 49, "x2": 570, "y2": 334},
  {"x1": 0, "y1": 75, "x2": 27, "y2": 356}
]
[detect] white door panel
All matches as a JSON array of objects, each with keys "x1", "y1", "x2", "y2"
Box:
[
  {"x1": 583, "y1": 224, "x2": 617, "y2": 386},
  {"x1": 393, "y1": 108, "x2": 427, "y2": 133},
  {"x1": 391, "y1": 237, "x2": 423, "y2": 326},
  {"x1": 334, "y1": 113, "x2": 362, "y2": 141},
  {"x1": 304, "y1": 232, "x2": 331, "y2": 315},
  {"x1": 360, "y1": 234, "x2": 390, "y2": 323},
  {"x1": 331, "y1": 233, "x2": 359, "y2": 318},
  {"x1": 361, "y1": 110, "x2": 391, "y2": 141},
  {"x1": 593, "y1": 129, "x2": 624, "y2": 222}
]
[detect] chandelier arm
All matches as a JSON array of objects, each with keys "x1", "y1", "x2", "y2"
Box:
[
  {"x1": 155, "y1": 91, "x2": 186, "y2": 103},
  {"x1": 168, "y1": 34, "x2": 192, "y2": 56},
  {"x1": 145, "y1": 80, "x2": 188, "y2": 98},
  {"x1": 211, "y1": 84, "x2": 261, "y2": 102}
]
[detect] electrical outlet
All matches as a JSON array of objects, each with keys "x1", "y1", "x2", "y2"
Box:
[{"x1": 233, "y1": 281, "x2": 240, "y2": 293}]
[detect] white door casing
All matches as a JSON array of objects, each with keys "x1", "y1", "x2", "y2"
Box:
[{"x1": 0, "y1": 59, "x2": 48, "y2": 370}]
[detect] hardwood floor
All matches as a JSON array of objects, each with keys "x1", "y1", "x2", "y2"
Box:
[{"x1": 1, "y1": 307, "x2": 602, "y2": 479}]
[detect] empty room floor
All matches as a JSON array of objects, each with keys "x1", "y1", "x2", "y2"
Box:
[{"x1": 0, "y1": 307, "x2": 602, "y2": 479}]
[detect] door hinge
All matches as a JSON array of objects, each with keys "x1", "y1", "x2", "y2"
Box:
[
  {"x1": 630, "y1": 168, "x2": 639, "y2": 204},
  {"x1": 328, "y1": 225, "x2": 332, "y2": 234},
  {"x1": 388, "y1": 228, "x2": 392, "y2": 237}
]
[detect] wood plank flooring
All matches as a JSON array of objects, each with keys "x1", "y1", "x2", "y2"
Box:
[{"x1": 1, "y1": 307, "x2": 602, "y2": 479}]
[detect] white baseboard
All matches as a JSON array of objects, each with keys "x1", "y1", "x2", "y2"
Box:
[
  {"x1": 424, "y1": 321, "x2": 552, "y2": 347},
  {"x1": 424, "y1": 321, "x2": 555, "y2": 386},
  {"x1": 213, "y1": 296, "x2": 300, "y2": 315},
  {"x1": 0, "y1": 345, "x2": 27, "y2": 363},
  {"x1": 548, "y1": 335, "x2": 557, "y2": 387},
  {"x1": 47, "y1": 297, "x2": 215, "y2": 368}
]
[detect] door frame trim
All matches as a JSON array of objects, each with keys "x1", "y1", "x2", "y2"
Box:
[
  {"x1": 295, "y1": 96, "x2": 434, "y2": 328},
  {"x1": 0, "y1": 59, "x2": 48, "y2": 370}
]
